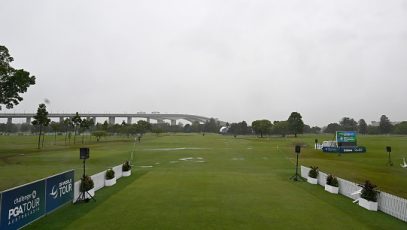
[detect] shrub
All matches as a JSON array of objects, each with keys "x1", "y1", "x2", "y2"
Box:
[
  {"x1": 105, "y1": 168, "x2": 115, "y2": 180},
  {"x1": 361, "y1": 180, "x2": 378, "y2": 202},
  {"x1": 308, "y1": 166, "x2": 319, "y2": 178},
  {"x1": 326, "y1": 174, "x2": 338, "y2": 187},
  {"x1": 122, "y1": 161, "x2": 131, "y2": 172},
  {"x1": 80, "y1": 175, "x2": 94, "y2": 192}
]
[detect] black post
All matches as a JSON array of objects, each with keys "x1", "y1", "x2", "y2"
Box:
[
  {"x1": 386, "y1": 146, "x2": 393, "y2": 166},
  {"x1": 295, "y1": 153, "x2": 299, "y2": 181},
  {"x1": 290, "y1": 145, "x2": 303, "y2": 181},
  {"x1": 83, "y1": 159, "x2": 86, "y2": 178}
]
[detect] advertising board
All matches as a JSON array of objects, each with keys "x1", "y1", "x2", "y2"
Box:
[
  {"x1": 46, "y1": 170, "x2": 74, "y2": 213},
  {"x1": 0, "y1": 180, "x2": 46, "y2": 230},
  {"x1": 0, "y1": 170, "x2": 74, "y2": 229},
  {"x1": 336, "y1": 131, "x2": 357, "y2": 144}
]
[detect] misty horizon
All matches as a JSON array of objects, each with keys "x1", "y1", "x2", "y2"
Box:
[{"x1": 1, "y1": 0, "x2": 406, "y2": 127}]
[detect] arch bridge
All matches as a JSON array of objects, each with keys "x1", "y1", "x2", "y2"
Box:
[{"x1": 0, "y1": 113, "x2": 226, "y2": 126}]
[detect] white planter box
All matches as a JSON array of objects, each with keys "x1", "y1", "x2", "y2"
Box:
[
  {"x1": 122, "y1": 170, "x2": 131, "y2": 177},
  {"x1": 324, "y1": 184, "x2": 339, "y2": 194},
  {"x1": 307, "y1": 177, "x2": 318, "y2": 184},
  {"x1": 84, "y1": 188, "x2": 95, "y2": 199},
  {"x1": 105, "y1": 177, "x2": 116, "y2": 186},
  {"x1": 359, "y1": 198, "x2": 378, "y2": 211}
]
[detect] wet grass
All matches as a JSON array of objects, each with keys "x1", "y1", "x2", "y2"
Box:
[{"x1": 1, "y1": 133, "x2": 406, "y2": 229}]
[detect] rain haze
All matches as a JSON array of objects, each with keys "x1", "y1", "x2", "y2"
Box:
[{"x1": 1, "y1": 0, "x2": 407, "y2": 127}]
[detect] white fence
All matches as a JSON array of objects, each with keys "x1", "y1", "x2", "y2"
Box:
[
  {"x1": 73, "y1": 164, "x2": 124, "y2": 202},
  {"x1": 301, "y1": 166, "x2": 407, "y2": 222}
]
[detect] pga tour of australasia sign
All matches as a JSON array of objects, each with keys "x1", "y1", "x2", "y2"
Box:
[
  {"x1": 0, "y1": 180, "x2": 45, "y2": 230},
  {"x1": 0, "y1": 170, "x2": 74, "y2": 230}
]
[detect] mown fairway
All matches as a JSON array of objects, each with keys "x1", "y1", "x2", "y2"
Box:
[{"x1": 1, "y1": 134, "x2": 406, "y2": 229}]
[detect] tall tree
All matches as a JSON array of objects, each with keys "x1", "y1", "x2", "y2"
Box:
[
  {"x1": 204, "y1": 118, "x2": 221, "y2": 133},
  {"x1": 72, "y1": 112, "x2": 82, "y2": 144},
  {"x1": 92, "y1": 130, "x2": 107, "y2": 142},
  {"x1": 252, "y1": 119, "x2": 272, "y2": 138},
  {"x1": 310, "y1": 126, "x2": 322, "y2": 134},
  {"x1": 272, "y1": 120, "x2": 289, "y2": 137},
  {"x1": 324, "y1": 123, "x2": 341, "y2": 134},
  {"x1": 87, "y1": 118, "x2": 95, "y2": 141},
  {"x1": 50, "y1": 121, "x2": 60, "y2": 145},
  {"x1": 228, "y1": 121, "x2": 250, "y2": 136},
  {"x1": 63, "y1": 118, "x2": 73, "y2": 145},
  {"x1": 339, "y1": 117, "x2": 358, "y2": 131},
  {"x1": 0, "y1": 45, "x2": 36, "y2": 110},
  {"x1": 393, "y1": 121, "x2": 407, "y2": 134},
  {"x1": 287, "y1": 112, "x2": 304, "y2": 137},
  {"x1": 32, "y1": 103, "x2": 51, "y2": 149},
  {"x1": 190, "y1": 121, "x2": 202, "y2": 133},
  {"x1": 80, "y1": 118, "x2": 91, "y2": 144},
  {"x1": 367, "y1": 125, "x2": 380, "y2": 135},
  {"x1": 379, "y1": 115, "x2": 392, "y2": 134},
  {"x1": 20, "y1": 123, "x2": 32, "y2": 133},
  {"x1": 303, "y1": 125, "x2": 311, "y2": 133},
  {"x1": 136, "y1": 120, "x2": 152, "y2": 134},
  {"x1": 358, "y1": 119, "x2": 368, "y2": 134}
]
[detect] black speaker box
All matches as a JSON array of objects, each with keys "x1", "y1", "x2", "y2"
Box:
[
  {"x1": 295, "y1": 145, "x2": 301, "y2": 154},
  {"x1": 80, "y1": 148, "x2": 90, "y2": 159}
]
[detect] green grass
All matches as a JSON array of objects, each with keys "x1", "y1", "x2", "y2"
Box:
[{"x1": 1, "y1": 133, "x2": 406, "y2": 229}]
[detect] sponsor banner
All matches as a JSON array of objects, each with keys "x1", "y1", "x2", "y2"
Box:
[
  {"x1": 322, "y1": 147, "x2": 338, "y2": 152},
  {"x1": 339, "y1": 146, "x2": 366, "y2": 153},
  {"x1": 323, "y1": 146, "x2": 366, "y2": 153},
  {"x1": 0, "y1": 180, "x2": 46, "y2": 230},
  {"x1": 336, "y1": 131, "x2": 357, "y2": 143},
  {"x1": 46, "y1": 170, "x2": 74, "y2": 213}
]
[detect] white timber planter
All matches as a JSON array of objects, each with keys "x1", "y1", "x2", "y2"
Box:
[
  {"x1": 84, "y1": 188, "x2": 95, "y2": 199},
  {"x1": 105, "y1": 177, "x2": 116, "y2": 186},
  {"x1": 122, "y1": 170, "x2": 131, "y2": 177},
  {"x1": 359, "y1": 198, "x2": 378, "y2": 211},
  {"x1": 324, "y1": 184, "x2": 339, "y2": 194},
  {"x1": 307, "y1": 177, "x2": 318, "y2": 184}
]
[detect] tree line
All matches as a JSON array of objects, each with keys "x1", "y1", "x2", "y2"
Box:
[
  {"x1": 247, "y1": 112, "x2": 308, "y2": 138},
  {"x1": 323, "y1": 115, "x2": 406, "y2": 135}
]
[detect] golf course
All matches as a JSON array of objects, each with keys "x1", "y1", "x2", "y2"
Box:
[{"x1": 0, "y1": 133, "x2": 406, "y2": 229}]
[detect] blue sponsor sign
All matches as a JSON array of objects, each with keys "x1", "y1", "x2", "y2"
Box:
[
  {"x1": 323, "y1": 146, "x2": 366, "y2": 153},
  {"x1": 339, "y1": 146, "x2": 366, "y2": 153},
  {"x1": 0, "y1": 180, "x2": 46, "y2": 230},
  {"x1": 322, "y1": 147, "x2": 339, "y2": 152},
  {"x1": 336, "y1": 131, "x2": 357, "y2": 143},
  {"x1": 46, "y1": 170, "x2": 74, "y2": 213}
]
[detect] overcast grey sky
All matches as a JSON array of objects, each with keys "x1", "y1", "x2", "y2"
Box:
[{"x1": 1, "y1": 0, "x2": 407, "y2": 126}]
